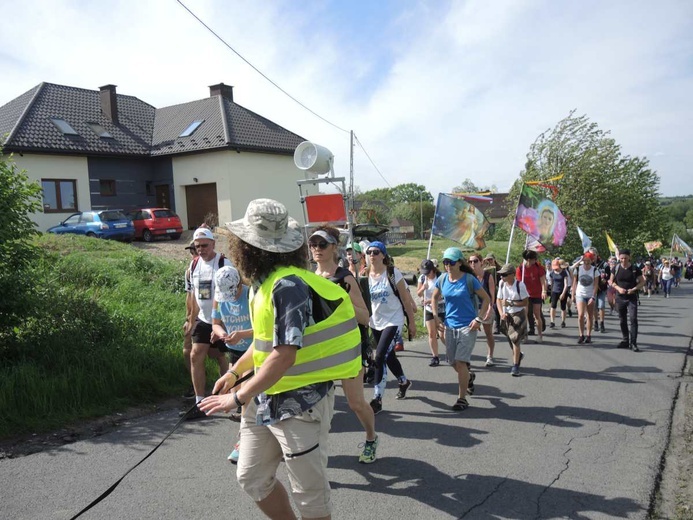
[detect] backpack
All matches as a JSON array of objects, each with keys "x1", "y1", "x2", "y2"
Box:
[
  {"x1": 436, "y1": 272, "x2": 479, "y2": 310},
  {"x1": 499, "y1": 279, "x2": 521, "y2": 302},
  {"x1": 189, "y1": 253, "x2": 227, "y2": 277}
]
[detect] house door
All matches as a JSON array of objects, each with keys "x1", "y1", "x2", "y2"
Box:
[
  {"x1": 155, "y1": 185, "x2": 170, "y2": 208},
  {"x1": 185, "y1": 183, "x2": 218, "y2": 229}
]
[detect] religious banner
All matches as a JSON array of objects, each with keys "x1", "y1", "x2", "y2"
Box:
[
  {"x1": 672, "y1": 234, "x2": 692, "y2": 255},
  {"x1": 431, "y1": 193, "x2": 491, "y2": 250},
  {"x1": 644, "y1": 240, "x2": 662, "y2": 253},
  {"x1": 513, "y1": 184, "x2": 567, "y2": 250},
  {"x1": 605, "y1": 232, "x2": 619, "y2": 256}
]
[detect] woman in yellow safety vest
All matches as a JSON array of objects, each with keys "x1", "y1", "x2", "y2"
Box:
[{"x1": 200, "y1": 198, "x2": 360, "y2": 520}]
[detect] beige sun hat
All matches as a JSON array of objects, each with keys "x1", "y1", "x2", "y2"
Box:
[{"x1": 225, "y1": 198, "x2": 304, "y2": 253}]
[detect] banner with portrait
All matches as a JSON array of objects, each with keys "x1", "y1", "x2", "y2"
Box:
[
  {"x1": 672, "y1": 234, "x2": 692, "y2": 255},
  {"x1": 513, "y1": 184, "x2": 567, "y2": 250},
  {"x1": 644, "y1": 240, "x2": 662, "y2": 253},
  {"x1": 431, "y1": 193, "x2": 490, "y2": 250}
]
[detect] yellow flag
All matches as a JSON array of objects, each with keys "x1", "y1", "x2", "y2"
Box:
[{"x1": 605, "y1": 232, "x2": 619, "y2": 256}]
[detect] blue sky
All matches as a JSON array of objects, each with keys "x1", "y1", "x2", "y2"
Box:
[{"x1": 1, "y1": 0, "x2": 691, "y2": 198}]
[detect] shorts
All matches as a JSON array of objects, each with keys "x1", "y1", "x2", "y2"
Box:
[
  {"x1": 576, "y1": 295, "x2": 593, "y2": 304},
  {"x1": 191, "y1": 319, "x2": 225, "y2": 350},
  {"x1": 227, "y1": 349, "x2": 245, "y2": 364},
  {"x1": 444, "y1": 326, "x2": 478, "y2": 364},
  {"x1": 528, "y1": 297, "x2": 543, "y2": 305},
  {"x1": 595, "y1": 292, "x2": 606, "y2": 310},
  {"x1": 237, "y1": 388, "x2": 335, "y2": 518},
  {"x1": 550, "y1": 292, "x2": 566, "y2": 310},
  {"x1": 425, "y1": 310, "x2": 446, "y2": 322}
]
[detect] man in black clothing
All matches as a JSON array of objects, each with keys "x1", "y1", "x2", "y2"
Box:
[{"x1": 609, "y1": 249, "x2": 645, "y2": 352}]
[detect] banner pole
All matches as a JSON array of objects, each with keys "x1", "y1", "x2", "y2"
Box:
[
  {"x1": 506, "y1": 184, "x2": 525, "y2": 264},
  {"x1": 669, "y1": 234, "x2": 675, "y2": 261}
]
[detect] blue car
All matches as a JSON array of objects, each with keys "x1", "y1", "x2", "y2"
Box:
[{"x1": 47, "y1": 210, "x2": 135, "y2": 242}]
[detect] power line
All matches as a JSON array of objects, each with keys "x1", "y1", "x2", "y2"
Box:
[
  {"x1": 176, "y1": 0, "x2": 349, "y2": 134},
  {"x1": 354, "y1": 133, "x2": 391, "y2": 187}
]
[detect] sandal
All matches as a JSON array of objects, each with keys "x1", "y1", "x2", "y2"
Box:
[{"x1": 452, "y1": 398, "x2": 469, "y2": 411}]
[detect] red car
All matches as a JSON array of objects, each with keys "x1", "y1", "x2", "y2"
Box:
[{"x1": 128, "y1": 208, "x2": 183, "y2": 242}]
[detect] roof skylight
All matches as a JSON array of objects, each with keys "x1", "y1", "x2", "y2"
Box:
[
  {"x1": 179, "y1": 120, "x2": 204, "y2": 137},
  {"x1": 88, "y1": 123, "x2": 113, "y2": 138},
  {"x1": 51, "y1": 118, "x2": 79, "y2": 135}
]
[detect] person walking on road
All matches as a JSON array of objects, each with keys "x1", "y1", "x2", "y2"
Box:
[
  {"x1": 468, "y1": 253, "x2": 496, "y2": 367},
  {"x1": 200, "y1": 198, "x2": 361, "y2": 520},
  {"x1": 548, "y1": 257, "x2": 571, "y2": 329},
  {"x1": 516, "y1": 250, "x2": 547, "y2": 343},
  {"x1": 659, "y1": 259, "x2": 674, "y2": 298},
  {"x1": 310, "y1": 226, "x2": 379, "y2": 464},
  {"x1": 610, "y1": 249, "x2": 645, "y2": 352},
  {"x1": 572, "y1": 251, "x2": 598, "y2": 345},
  {"x1": 366, "y1": 241, "x2": 416, "y2": 415},
  {"x1": 417, "y1": 259, "x2": 445, "y2": 367},
  {"x1": 496, "y1": 263, "x2": 529, "y2": 376},
  {"x1": 432, "y1": 247, "x2": 490, "y2": 410}
]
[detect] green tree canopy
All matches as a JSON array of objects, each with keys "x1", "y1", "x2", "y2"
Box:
[
  {"x1": 509, "y1": 112, "x2": 663, "y2": 259},
  {"x1": 452, "y1": 178, "x2": 498, "y2": 194}
]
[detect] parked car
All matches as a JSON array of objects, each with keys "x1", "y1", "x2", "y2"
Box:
[
  {"x1": 127, "y1": 208, "x2": 183, "y2": 242},
  {"x1": 47, "y1": 210, "x2": 135, "y2": 241}
]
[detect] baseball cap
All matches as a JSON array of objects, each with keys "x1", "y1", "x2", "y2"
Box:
[
  {"x1": 346, "y1": 242, "x2": 362, "y2": 253},
  {"x1": 193, "y1": 228, "x2": 214, "y2": 241},
  {"x1": 420, "y1": 259, "x2": 434, "y2": 274},
  {"x1": 498, "y1": 263, "x2": 515, "y2": 276},
  {"x1": 443, "y1": 247, "x2": 464, "y2": 262}
]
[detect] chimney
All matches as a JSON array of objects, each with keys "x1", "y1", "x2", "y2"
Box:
[
  {"x1": 99, "y1": 84, "x2": 118, "y2": 123},
  {"x1": 209, "y1": 83, "x2": 234, "y2": 101}
]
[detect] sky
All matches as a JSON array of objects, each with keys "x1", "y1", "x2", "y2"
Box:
[{"x1": 1, "y1": 0, "x2": 691, "y2": 198}]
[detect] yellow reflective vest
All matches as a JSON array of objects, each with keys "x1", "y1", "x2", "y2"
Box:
[{"x1": 251, "y1": 266, "x2": 361, "y2": 394}]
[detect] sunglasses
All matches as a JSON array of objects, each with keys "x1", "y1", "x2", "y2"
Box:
[
  {"x1": 501, "y1": 273, "x2": 512, "y2": 277},
  {"x1": 367, "y1": 250, "x2": 381, "y2": 256},
  {"x1": 308, "y1": 241, "x2": 329, "y2": 250},
  {"x1": 443, "y1": 259, "x2": 458, "y2": 266}
]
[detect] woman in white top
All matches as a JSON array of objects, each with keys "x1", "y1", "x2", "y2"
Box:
[
  {"x1": 496, "y1": 263, "x2": 529, "y2": 376},
  {"x1": 659, "y1": 258, "x2": 674, "y2": 297},
  {"x1": 417, "y1": 259, "x2": 445, "y2": 367},
  {"x1": 367, "y1": 241, "x2": 416, "y2": 414},
  {"x1": 571, "y1": 251, "x2": 598, "y2": 344}
]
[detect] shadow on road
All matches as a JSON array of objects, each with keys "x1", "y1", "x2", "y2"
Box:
[{"x1": 330, "y1": 455, "x2": 642, "y2": 519}]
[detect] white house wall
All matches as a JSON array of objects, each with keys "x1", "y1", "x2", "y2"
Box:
[
  {"x1": 172, "y1": 150, "x2": 315, "y2": 230},
  {"x1": 12, "y1": 153, "x2": 90, "y2": 231}
]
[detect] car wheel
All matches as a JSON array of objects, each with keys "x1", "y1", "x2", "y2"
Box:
[
  {"x1": 170, "y1": 233, "x2": 181, "y2": 240},
  {"x1": 86, "y1": 232, "x2": 96, "y2": 238},
  {"x1": 143, "y1": 229, "x2": 153, "y2": 242}
]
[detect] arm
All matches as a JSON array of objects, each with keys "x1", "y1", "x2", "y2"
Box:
[
  {"x1": 540, "y1": 274, "x2": 548, "y2": 299},
  {"x1": 345, "y1": 274, "x2": 370, "y2": 326},
  {"x1": 484, "y1": 276, "x2": 496, "y2": 321},
  {"x1": 224, "y1": 328, "x2": 254, "y2": 345},
  {"x1": 471, "y1": 288, "x2": 491, "y2": 330},
  {"x1": 396, "y1": 277, "x2": 417, "y2": 336},
  {"x1": 211, "y1": 300, "x2": 227, "y2": 342}
]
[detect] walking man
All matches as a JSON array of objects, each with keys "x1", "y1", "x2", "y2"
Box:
[{"x1": 610, "y1": 249, "x2": 645, "y2": 352}]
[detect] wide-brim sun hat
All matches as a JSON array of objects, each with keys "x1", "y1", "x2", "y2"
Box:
[
  {"x1": 225, "y1": 198, "x2": 304, "y2": 253},
  {"x1": 498, "y1": 263, "x2": 515, "y2": 276},
  {"x1": 214, "y1": 266, "x2": 241, "y2": 302}
]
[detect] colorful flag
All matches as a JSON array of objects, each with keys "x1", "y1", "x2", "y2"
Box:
[
  {"x1": 605, "y1": 232, "x2": 619, "y2": 256},
  {"x1": 576, "y1": 226, "x2": 592, "y2": 252},
  {"x1": 644, "y1": 241, "x2": 662, "y2": 253},
  {"x1": 432, "y1": 193, "x2": 491, "y2": 249},
  {"x1": 513, "y1": 184, "x2": 567, "y2": 250},
  {"x1": 524, "y1": 234, "x2": 546, "y2": 253},
  {"x1": 672, "y1": 234, "x2": 692, "y2": 255}
]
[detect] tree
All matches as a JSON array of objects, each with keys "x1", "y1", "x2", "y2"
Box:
[
  {"x1": 452, "y1": 178, "x2": 498, "y2": 194},
  {"x1": 354, "y1": 183, "x2": 434, "y2": 228},
  {"x1": 508, "y1": 112, "x2": 663, "y2": 259},
  {"x1": 390, "y1": 183, "x2": 433, "y2": 204}
]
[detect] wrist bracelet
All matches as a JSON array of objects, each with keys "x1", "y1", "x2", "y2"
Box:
[
  {"x1": 227, "y1": 369, "x2": 240, "y2": 379},
  {"x1": 233, "y1": 392, "x2": 245, "y2": 408}
]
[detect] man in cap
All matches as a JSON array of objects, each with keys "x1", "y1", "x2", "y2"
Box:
[
  {"x1": 200, "y1": 198, "x2": 360, "y2": 520},
  {"x1": 589, "y1": 247, "x2": 611, "y2": 333},
  {"x1": 346, "y1": 241, "x2": 366, "y2": 279},
  {"x1": 609, "y1": 249, "x2": 644, "y2": 351},
  {"x1": 186, "y1": 227, "x2": 230, "y2": 418}
]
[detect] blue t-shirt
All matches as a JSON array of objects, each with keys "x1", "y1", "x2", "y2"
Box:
[
  {"x1": 436, "y1": 273, "x2": 482, "y2": 328},
  {"x1": 211, "y1": 285, "x2": 252, "y2": 352}
]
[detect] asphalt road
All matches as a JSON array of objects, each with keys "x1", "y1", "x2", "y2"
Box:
[{"x1": 2, "y1": 283, "x2": 692, "y2": 520}]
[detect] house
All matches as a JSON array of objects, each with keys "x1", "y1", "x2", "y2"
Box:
[
  {"x1": 0, "y1": 82, "x2": 316, "y2": 231},
  {"x1": 389, "y1": 217, "x2": 415, "y2": 239}
]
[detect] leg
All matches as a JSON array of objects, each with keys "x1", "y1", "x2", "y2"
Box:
[
  {"x1": 616, "y1": 298, "x2": 629, "y2": 342},
  {"x1": 576, "y1": 300, "x2": 586, "y2": 338},
  {"x1": 533, "y1": 302, "x2": 543, "y2": 340},
  {"x1": 453, "y1": 360, "x2": 469, "y2": 399},
  {"x1": 425, "y1": 318, "x2": 439, "y2": 358},
  {"x1": 341, "y1": 373, "x2": 376, "y2": 441},
  {"x1": 371, "y1": 327, "x2": 398, "y2": 398},
  {"x1": 183, "y1": 332, "x2": 193, "y2": 375},
  {"x1": 628, "y1": 298, "x2": 639, "y2": 345},
  {"x1": 190, "y1": 342, "x2": 211, "y2": 400},
  {"x1": 206, "y1": 346, "x2": 229, "y2": 376},
  {"x1": 585, "y1": 301, "x2": 594, "y2": 337},
  {"x1": 483, "y1": 322, "x2": 495, "y2": 359}
]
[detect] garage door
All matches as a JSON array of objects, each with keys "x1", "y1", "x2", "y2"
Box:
[{"x1": 185, "y1": 183, "x2": 218, "y2": 229}]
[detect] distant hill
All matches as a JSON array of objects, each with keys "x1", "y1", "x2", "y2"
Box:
[{"x1": 659, "y1": 195, "x2": 693, "y2": 206}]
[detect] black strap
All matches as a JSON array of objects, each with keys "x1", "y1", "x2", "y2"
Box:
[
  {"x1": 284, "y1": 443, "x2": 320, "y2": 459},
  {"x1": 69, "y1": 372, "x2": 253, "y2": 519}
]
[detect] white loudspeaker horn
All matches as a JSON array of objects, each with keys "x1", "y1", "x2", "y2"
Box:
[{"x1": 294, "y1": 141, "x2": 334, "y2": 176}]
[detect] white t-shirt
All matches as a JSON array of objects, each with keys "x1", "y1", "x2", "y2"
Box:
[
  {"x1": 661, "y1": 266, "x2": 673, "y2": 280},
  {"x1": 497, "y1": 279, "x2": 529, "y2": 314},
  {"x1": 419, "y1": 274, "x2": 443, "y2": 313},
  {"x1": 575, "y1": 265, "x2": 596, "y2": 299},
  {"x1": 369, "y1": 268, "x2": 405, "y2": 330},
  {"x1": 192, "y1": 253, "x2": 226, "y2": 323}
]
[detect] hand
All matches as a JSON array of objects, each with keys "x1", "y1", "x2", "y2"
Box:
[
  {"x1": 183, "y1": 321, "x2": 190, "y2": 333},
  {"x1": 199, "y1": 393, "x2": 235, "y2": 415},
  {"x1": 409, "y1": 322, "x2": 417, "y2": 337},
  {"x1": 225, "y1": 331, "x2": 242, "y2": 345},
  {"x1": 469, "y1": 319, "x2": 481, "y2": 331},
  {"x1": 500, "y1": 312, "x2": 507, "y2": 321},
  {"x1": 212, "y1": 371, "x2": 238, "y2": 395}
]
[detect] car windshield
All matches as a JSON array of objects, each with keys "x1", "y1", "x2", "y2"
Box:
[
  {"x1": 153, "y1": 209, "x2": 176, "y2": 218},
  {"x1": 100, "y1": 211, "x2": 128, "y2": 222}
]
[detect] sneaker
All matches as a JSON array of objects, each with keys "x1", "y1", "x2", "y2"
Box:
[
  {"x1": 577, "y1": 335, "x2": 585, "y2": 344},
  {"x1": 600, "y1": 323, "x2": 606, "y2": 333},
  {"x1": 370, "y1": 397, "x2": 383, "y2": 414},
  {"x1": 617, "y1": 340, "x2": 630, "y2": 349},
  {"x1": 227, "y1": 442, "x2": 240, "y2": 464},
  {"x1": 467, "y1": 371, "x2": 476, "y2": 395},
  {"x1": 394, "y1": 339, "x2": 404, "y2": 352},
  {"x1": 519, "y1": 351, "x2": 525, "y2": 366},
  {"x1": 511, "y1": 365, "x2": 520, "y2": 377},
  {"x1": 550, "y1": 322, "x2": 555, "y2": 329},
  {"x1": 485, "y1": 357, "x2": 495, "y2": 367},
  {"x1": 183, "y1": 404, "x2": 207, "y2": 421},
  {"x1": 630, "y1": 343, "x2": 640, "y2": 352},
  {"x1": 396, "y1": 379, "x2": 412, "y2": 399},
  {"x1": 452, "y1": 397, "x2": 469, "y2": 411},
  {"x1": 429, "y1": 356, "x2": 440, "y2": 367},
  {"x1": 182, "y1": 386, "x2": 195, "y2": 399},
  {"x1": 359, "y1": 435, "x2": 379, "y2": 464},
  {"x1": 585, "y1": 336, "x2": 592, "y2": 344},
  {"x1": 561, "y1": 321, "x2": 566, "y2": 328}
]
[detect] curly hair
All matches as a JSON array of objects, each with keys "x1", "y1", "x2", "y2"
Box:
[{"x1": 226, "y1": 233, "x2": 309, "y2": 283}]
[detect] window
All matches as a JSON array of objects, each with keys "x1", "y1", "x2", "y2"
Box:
[
  {"x1": 99, "y1": 179, "x2": 116, "y2": 196},
  {"x1": 145, "y1": 181, "x2": 154, "y2": 196},
  {"x1": 88, "y1": 123, "x2": 113, "y2": 138},
  {"x1": 179, "y1": 120, "x2": 204, "y2": 137},
  {"x1": 50, "y1": 118, "x2": 79, "y2": 135},
  {"x1": 42, "y1": 179, "x2": 77, "y2": 212}
]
